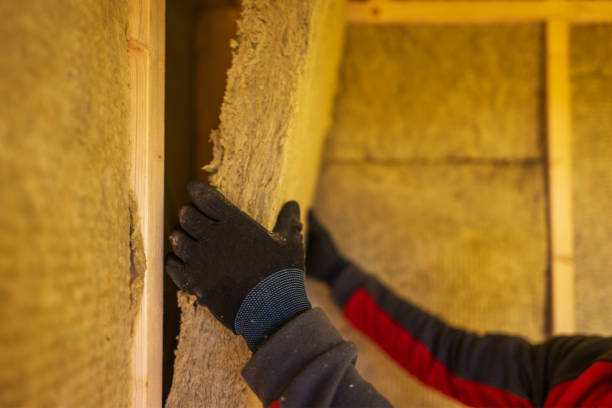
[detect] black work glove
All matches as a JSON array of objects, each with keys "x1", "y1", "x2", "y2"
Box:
[
  {"x1": 166, "y1": 181, "x2": 309, "y2": 349},
  {"x1": 305, "y1": 211, "x2": 349, "y2": 286}
]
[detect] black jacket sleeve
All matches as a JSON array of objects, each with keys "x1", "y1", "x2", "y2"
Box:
[
  {"x1": 241, "y1": 308, "x2": 393, "y2": 408},
  {"x1": 240, "y1": 262, "x2": 612, "y2": 407},
  {"x1": 330, "y1": 264, "x2": 612, "y2": 408}
]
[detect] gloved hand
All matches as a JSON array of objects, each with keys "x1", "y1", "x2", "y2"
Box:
[
  {"x1": 166, "y1": 181, "x2": 309, "y2": 349},
  {"x1": 305, "y1": 211, "x2": 349, "y2": 285}
]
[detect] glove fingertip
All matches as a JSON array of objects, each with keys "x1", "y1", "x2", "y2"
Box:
[
  {"x1": 283, "y1": 201, "x2": 301, "y2": 220},
  {"x1": 185, "y1": 179, "x2": 208, "y2": 197},
  {"x1": 186, "y1": 180, "x2": 231, "y2": 221},
  {"x1": 274, "y1": 201, "x2": 302, "y2": 238},
  {"x1": 165, "y1": 253, "x2": 187, "y2": 289}
]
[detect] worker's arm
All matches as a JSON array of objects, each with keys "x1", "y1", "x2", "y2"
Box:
[
  {"x1": 165, "y1": 181, "x2": 392, "y2": 408},
  {"x1": 307, "y1": 213, "x2": 612, "y2": 408}
]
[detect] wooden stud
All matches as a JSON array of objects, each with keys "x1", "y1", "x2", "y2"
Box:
[
  {"x1": 128, "y1": 0, "x2": 165, "y2": 406},
  {"x1": 546, "y1": 20, "x2": 575, "y2": 335},
  {"x1": 348, "y1": 1, "x2": 612, "y2": 24}
]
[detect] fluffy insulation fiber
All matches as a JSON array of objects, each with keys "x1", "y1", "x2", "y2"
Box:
[
  {"x1": 0, "y1": 2, "x2": 144, "y2": 407},
  {"x1": 166, "y1": 0, "x2": 346, "y2": 407}
]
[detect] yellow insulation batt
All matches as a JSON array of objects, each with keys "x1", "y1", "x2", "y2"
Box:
[
  {"x1": 310, "y1": 23, "x2": 548, "y2": 407},
  {"x1": 0, "y1": 1, "x2": 145, "y2": 407},
  {"x1": 571, "y1": 24, "x2": 612, "y2": 336},
  {"x1": 166, "y1": 0, "x2": 346, "y2": 406}
]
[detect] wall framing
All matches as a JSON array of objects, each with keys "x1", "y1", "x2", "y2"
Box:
[
  {"x1": 128, "y1": 0, "x2": 165, "y2": 406},
  {"x1": 546, "y1": 20, "x2": 575, "y2": 335},
  {"x1": 348, "y1": 2, "x2": 612, "y2": 24},
  {"x1": 348, "y1": 0, "x2": 612, "y2": 335},
  {"x1": 121, "y1": 2, "x2": 607, "y2": 405}
]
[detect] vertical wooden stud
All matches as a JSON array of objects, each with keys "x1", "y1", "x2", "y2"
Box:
[
  {"x1": 128, "y1": 0, "x2": 165, "y2": 406},
  {"x1": 546, "y1": 20, "x2": 575, "y2": 335}
]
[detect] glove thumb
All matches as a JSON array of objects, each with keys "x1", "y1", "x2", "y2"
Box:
[{"x1": 273, "y1": 201, "x2": 302, "y2": 243}]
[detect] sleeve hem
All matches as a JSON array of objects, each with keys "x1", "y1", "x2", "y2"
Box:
[{"x1": 241, "y1": 308, "x2": 344, "y2": 405}]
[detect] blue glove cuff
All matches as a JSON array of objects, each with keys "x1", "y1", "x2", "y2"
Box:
[{"x1": 235, "y1": 268, "x2": 311, "y2": 350}]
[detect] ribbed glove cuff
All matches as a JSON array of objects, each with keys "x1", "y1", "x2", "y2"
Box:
[{"x1": 235, "y1": 269, "x2": 311, "y2": 350}]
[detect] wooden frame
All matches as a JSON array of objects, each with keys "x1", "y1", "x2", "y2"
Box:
[
  {"x1": 348, "y1": 1, "x2": 612, "y2": 334},
  {"x1": 348, "y1": 2, "x2": 612, "y2": 24},
  {"x1": 128, "y1": 0, "x2": 165, "y2": 406},
  {"x1": 546, "y1": 20, "x2": 575, "y2": 335}
]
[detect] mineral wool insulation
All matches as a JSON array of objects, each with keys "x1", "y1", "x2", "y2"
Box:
[
  {"x1": 309, "y1": 24, "x2": 548, "y2": 407},
  {"x1": 0, "y1": 1, "x2": 145, "y2": 407},
  {"x1": 571, "y1": 24, "x2": 612, "y2": 336},
  {"x1": 311, "y1": 22, "x2": 612, "y2": 407},
  {"x1": 166, "y1": 1, "x2": 347, "y2": 407}
]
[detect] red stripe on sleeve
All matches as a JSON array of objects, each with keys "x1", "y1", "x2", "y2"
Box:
[
  {"x1": 344, "y1": 288, "x2": 532, "y2": 408},
  {"x1": 268, "y1": 400, "x2": 280, "y2": 408},
  {"x1": 544, "y1": 361, "x2": 612, "y2": 407}
]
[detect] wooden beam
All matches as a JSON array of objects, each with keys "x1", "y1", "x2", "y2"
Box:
[
  {"x1": 348, "y1": 1, "x2": 612, "y2": 23},
  {"x1": 546, "y1": 20, "x2": 575, "y2": 335},
  {"x1": 128, "y1": 0, "x2": 165, "y2": 406}
]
